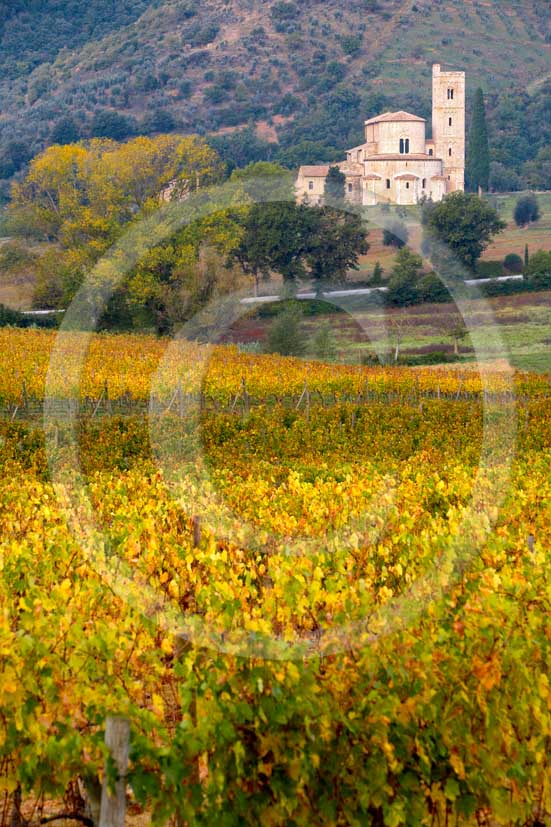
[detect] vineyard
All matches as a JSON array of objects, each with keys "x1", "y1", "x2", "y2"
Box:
[{"x1": 2, "y1": 329, "x2": 551, "y2": 826}]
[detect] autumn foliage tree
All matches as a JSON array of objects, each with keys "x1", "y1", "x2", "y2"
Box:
[{"x1": 9, "y1": 135, "x2": 225, "y2": 309}]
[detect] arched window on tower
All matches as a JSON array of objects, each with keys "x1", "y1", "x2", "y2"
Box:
[
  {"x1": 399, "y1": 138, "x2": 404, "y2": 154},
  {"x1": 449, "y1": 117, "x2": 452, "y2": 126},
  {"x1": 422, "y1": 178, "x2": 426, "y2": 189},
  {"x1": 447, "y1": 88, "x2": 454, "y2": 100},
  {"x1": 405, "y1": 138, "x2": 410, "y2": 154},
  {"x1": 449, "y1": 147, "x2": 452, "y2": 157},
  {"x1": 428, "y1": 148, "x2": 433, "y2": 156}
]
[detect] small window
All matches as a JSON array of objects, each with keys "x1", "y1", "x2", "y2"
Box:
[
  {"x1": 447, "y1": 88, "x2": 454, "y2": 100},
  {"x1": 428, "y1": 148, "x2": 433, "y2": 156},
  {"x1": 308, "y1": 181, "x2": 314, "y2": 190},
  {"x1": 405, "y1": 138, "x2": 410, "y2": 154},
  {"x1": 422, "y1": 178, "x2": 426, "y2": 188},
  {"x1": 449, "y1": 117, "x2": 452, "y2": 126},
  {"x1": 406, "y1": 182, "x2": 410, "y2": 189},
  {"x1": 449, "y1": 147, "x2": 452, "y2": 157},
  {"x1": 386, "y1": 179, "x2": 391, "y2": 189},
  {"x1": 448, "y1": 175, "x2": 451, "y2": 181},
  {"x1": 348, "y1": 183, "x2": 353, "y2": 193},
  {"x1": 399, "y1": 138, "x2": 404, "y2": 154}
]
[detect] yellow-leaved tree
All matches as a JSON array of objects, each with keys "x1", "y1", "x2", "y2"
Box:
[{"x1": 8, "y1": 134, "x2": 225, "y2": 310}]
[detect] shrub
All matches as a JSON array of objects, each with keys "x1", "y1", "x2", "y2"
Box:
[
  {"x1": 370, "y1": 261, "x2": 384, "y2": 285},
  {"x1": 0, "y1": 304, "x2": 59, "y2": 329},
  {"x1": 51, "y1": 116, "x2": 80, "y2": 145},
  {"x1": 90, "y1": 110, "x2": 136, "y2": 140},
  {"x1": 310, "y1": 321, "x2": 338, "y2": 362},
  {"x1": 387, "y1": 248, "x2": 423, "y2": 306},
  {"x1": 475, "y1": 260, "x2": 503, "y2": 278},
  {"x1": 382, "y1": 219, "x2": 409, "y2": 249},
  {"x1": 524, "y1": 249, "x2": 551, "y2": 287},
  {"x1": 339, "y1": 34, "x2": 363, "y2": 55},
  {"x1": 265, "y1": 306, "x2": 307, "y2": 356},
  {"x1": 397, "y1": 351, "x2": 462, "y2": 366},
  {"x1": 258, "y1": 299, "x2": 343, "y2": 318},
  {"x1": 473, "y1": 279, "x2": 532, "y2": 298},
  {"x1": 514, "y1": 193, "x2": 540, "y2": 227},
  {"x1": 503, "y1": 252, "x2": 523, "y2": 274},
  {"x1": 416, "y1": 272, "x2": 450, "y2": 303},
  {"x1": 270, "y1": 1, "x2": 298, "y2": 20},
  {"x1": 141, "y1": 108, "x2": 177, "y2": 134}
]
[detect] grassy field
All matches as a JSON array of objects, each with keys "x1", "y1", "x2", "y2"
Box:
[
  {"x1": 227, "y1": 288, "x2": 551, "y2": 373},
  {"x1": 354, "y1": 192, "x2": 551, "y2": 281},
  {"x1": 482, "y1": 192, "x2": 551, "y2": 261}
]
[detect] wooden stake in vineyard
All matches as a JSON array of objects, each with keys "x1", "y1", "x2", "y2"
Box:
[
  {"x1": 296, "y1": 382, "x2": 310, "y2": 421},
  {"x1": 241, "y1": 377, "x2": 249, "y2": 417},
  {"x1": 99, "y1": 717, "x2": 130, "y2": 827}
]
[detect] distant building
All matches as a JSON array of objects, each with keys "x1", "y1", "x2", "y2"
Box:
[{"x1": 296, "y1": 64, "x2": 465, "y2": 206}]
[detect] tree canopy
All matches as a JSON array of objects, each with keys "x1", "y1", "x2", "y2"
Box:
[
  {"x1": 9, "y1": 134, "x2": 225, "y2": 314},
  {"x1": 387, "y1": 248, "x2": 424, "y2": 306},
  {"x1": 524, "y1": 249, "x2": 551, "y2": 288},
  {"x1": 514, "y1": 193, "x2": 540, "y2": 228},
  {"x1": 423, "y1": 192, "x2": 506, "y2": 272},
  {"x1": 10, "y1": 134, "x2": 224, "y2": 247},
  {"x1": 227, "y1": 201, "x2": 369, "y2": 288}
]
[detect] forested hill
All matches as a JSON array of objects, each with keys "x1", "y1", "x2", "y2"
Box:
[{"x1": 1, "y1": 0, "x2": 551, "y2": 192}]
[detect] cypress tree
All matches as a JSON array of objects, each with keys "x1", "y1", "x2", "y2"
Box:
[
  {"x1": 525, "y1": 244, "x2": 530, "y2": 268},
  {"x1": 466, "y1": 88, "x2": 490, "y2": 193},
  {"x1": 324, "y1": 166, "x2": 346, "y2": 205}
]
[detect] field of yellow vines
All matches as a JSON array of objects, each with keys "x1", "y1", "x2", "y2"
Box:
[
  {"x1": 1, "y1": 330, "x2": 551, "y2": 825},
  {"x1": 2, "y1": 328, "x2": 551, "y2": 404}
]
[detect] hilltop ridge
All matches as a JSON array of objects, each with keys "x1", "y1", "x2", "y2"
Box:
[{"x1": 0, "y1": 0, "x2": 550, "y2": 189}]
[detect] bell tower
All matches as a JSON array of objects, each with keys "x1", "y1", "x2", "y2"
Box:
[{"x1": 432, "y1": 63, "x2": 465, "y2": 192}]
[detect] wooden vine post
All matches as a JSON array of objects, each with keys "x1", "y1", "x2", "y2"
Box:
[{"x1": 99, "y1": 717, "x2": 130, "y2": 827}]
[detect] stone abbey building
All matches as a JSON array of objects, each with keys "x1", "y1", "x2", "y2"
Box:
[{"x1": 296, "y1": 64, "x2": 465, "y2": 206}]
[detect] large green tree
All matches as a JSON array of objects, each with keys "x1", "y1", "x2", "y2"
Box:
[
  {"x1": 466, "y1": 88, "x2": 490, "y2": 193},
  {"x1": 227, "y1": 202, "x2": 316, "y2": 287},
  {"x1": 306, "y1": 208, "x2": 369, "y2": 283},
  {"x1": 423, "y1": 192, "x2": 505, "y2": 272},
  {"x1": 228, "y1": 202, "x2": 368, "y2": 288}
]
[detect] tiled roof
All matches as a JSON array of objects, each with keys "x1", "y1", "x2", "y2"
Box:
[
  {"x1": 298, "y1": 165, "x2": 330, "y2": 176},
  {"x1": 364, "y1": 111, "x2": 426, "y2": 126},
  {"x1": 394, "y1": 173, "x2": 419, "y2": 180}
]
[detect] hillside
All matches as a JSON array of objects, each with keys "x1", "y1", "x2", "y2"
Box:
[{"x1": 1, "y1": 0, "x2": 551, "y2": 184}]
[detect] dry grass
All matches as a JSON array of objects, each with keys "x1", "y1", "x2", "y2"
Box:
[{"x1": 0, "y1": 277, "x2": 35, "y2": 310}]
